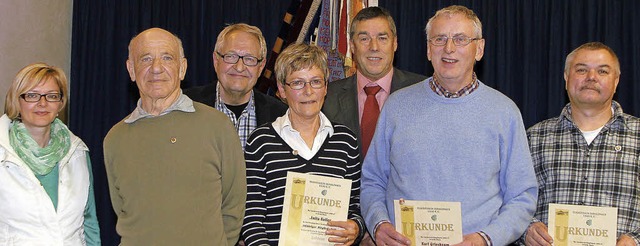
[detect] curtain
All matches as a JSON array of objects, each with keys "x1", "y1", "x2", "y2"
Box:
[
  {"x1": 70, "y1": 1, "x2": 640, "y2": 244},
  {"x1": 380, "y1": 0, "x2": 640, "y2": 127}
]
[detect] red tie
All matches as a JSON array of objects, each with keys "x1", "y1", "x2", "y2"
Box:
[{"x1": 361, "y1": 85, "x2": 382, "y2": 158}]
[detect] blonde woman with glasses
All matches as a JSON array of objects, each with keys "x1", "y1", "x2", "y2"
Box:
[{"x1": 0, "y1": 63, "x2": 100, "y2": 245}]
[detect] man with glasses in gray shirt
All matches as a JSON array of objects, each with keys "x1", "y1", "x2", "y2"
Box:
[{"x1": 185, "y1": 23, "x2": 287, "y2": 150}]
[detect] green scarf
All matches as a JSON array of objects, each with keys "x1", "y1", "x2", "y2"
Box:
[{"x1": 9, "y1": 118, "x2": 71, "y2": 176}]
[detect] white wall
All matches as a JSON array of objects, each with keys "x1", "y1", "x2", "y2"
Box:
[{"x1": 0, "y1": 0, "x2": 72, "y2": 119}]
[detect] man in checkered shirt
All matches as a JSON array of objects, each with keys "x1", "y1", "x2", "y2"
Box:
[
  {"x1": 184, "y1": 23, "x2": 287, "y2": 150},
  {"x1": 524, "y1": 42, "x2": 640, "y2": 246}
]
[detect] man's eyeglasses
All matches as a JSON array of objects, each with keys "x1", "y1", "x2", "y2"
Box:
[
  {"x1": 20, "y1": 93, "x2": 63, "y2": 102},
  {"x1": 284, "y1": 79, "x2": 325, "y2": 90},
  {"x1": 428, "y1": 35, "x2": 480, "y2": 46},
  {"x1": 216, "y1": 52, "x2": 263, "y2": 67}
]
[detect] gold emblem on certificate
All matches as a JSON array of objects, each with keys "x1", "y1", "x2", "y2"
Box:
[
  {"x1": 548, "y1": 203, "x2": 617, "y2": 246},
  {"x1": 394, "y1": 200, "x2": 463, "y2": 245},
  {"x1": 278, "y1": 172, "x2": 352, "y2": 246}
]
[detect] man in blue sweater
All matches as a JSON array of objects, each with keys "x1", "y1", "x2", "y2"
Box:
[{"x1": 360, "y1": 5, "x2": 538, "y2": 246}]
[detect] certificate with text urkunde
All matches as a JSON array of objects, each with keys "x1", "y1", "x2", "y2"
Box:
[
  {"x1": 548, "y1": 203, "x2": 617, "y2": 246},
  {"x1": 394, "y1": 200, "x2": 463, "y2": 246},
  {"x1": 278, "y1": 172, "x2": 352, "y2": 246}
]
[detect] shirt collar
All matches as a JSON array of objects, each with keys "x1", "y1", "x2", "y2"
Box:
[
  {"x1": 356, "y1": 69, "x2": 394, "y2": 93},
  {"x1": 560, "y1": 101, "x2": 628, "y2": 130},
  {"x1": 214, "y1": 81, "x2": 255, "y2": 112},
  {"x1": 125, "y1": 91, "x2": 195, "y2": 123},
  {"x1": 273, "y1": 109, "x2": 334, "y2": 137},
  {"x1": 429, "y1": 73, "x2": 479, "y2": 98}
]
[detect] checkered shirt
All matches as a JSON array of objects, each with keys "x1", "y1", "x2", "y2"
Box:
[
  {"x1": 429, "y1": 72, "x2": 478, "y2": 98},
  {"x1": 214, "y1": 83, "x2": 256, "y2": 150},
  {"x1": 527, "y1": 101, "x2": 640, "y2": 241}
]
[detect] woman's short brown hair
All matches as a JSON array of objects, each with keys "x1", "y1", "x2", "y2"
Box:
[{"x1": 274, "y1": 43, "x2": 329, "y2": 85}]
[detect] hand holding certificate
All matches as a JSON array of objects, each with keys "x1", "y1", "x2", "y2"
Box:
[
  {"x1": 394, "y1": 199, "x2": 463, "y2": 246},
  {"x1": 278, "y1": 172, "x2": 352, "y2": 246},
  {"x1": 547, "y1": 203, "x2": 617, "y2": 246}
]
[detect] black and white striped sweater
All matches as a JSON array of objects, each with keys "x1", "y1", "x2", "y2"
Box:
[{"x1": 241, "y1": 123, "x2": 362, "y2": 246}]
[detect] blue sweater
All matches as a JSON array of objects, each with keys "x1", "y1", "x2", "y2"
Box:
[{"x1": 361, "y1": 78, "x2": 538, "y2": 245}]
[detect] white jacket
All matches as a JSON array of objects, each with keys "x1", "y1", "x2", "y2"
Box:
[{"x1": 0, "y1": 115, "x2": 90, "y2": 245}]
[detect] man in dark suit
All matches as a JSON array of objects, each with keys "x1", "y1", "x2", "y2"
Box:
[
  {"x1": 185, "y1": 23, "x2": 287, "y2": 150},
  {"x1": 323, "y1": 7, "x2": 426, "y2": 159}
]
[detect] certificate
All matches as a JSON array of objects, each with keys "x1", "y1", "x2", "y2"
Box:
[
  {"x1": 278, "y1": 171, "x2": 352, "y2": 246},
  {"x1": 394, "y1": 200, "x2": 463, "y2": 246},
  {"x1": 548, "y1": 203, "x2": 617, "y2": 246}
]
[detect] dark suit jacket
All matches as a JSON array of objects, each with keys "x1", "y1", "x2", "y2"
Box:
[
  {"x1": 184, "y1": 82, "x2": 288, "y2": 126},
  {"x1": 322, "y1": 68, "x2": 426, "y2": 156}
]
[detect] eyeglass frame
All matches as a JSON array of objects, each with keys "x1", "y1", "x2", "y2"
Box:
[
  {"x1": 215, "y1": 51, "x2": 263, "y2": 67},
  {"x1": 428, "y1": 35, "x2": 481, "y2": 47},
  {"x1": 283, "y1": 79, "x2": 326, "y2": 90},
  {"x1": 20, "y1": 92, "x2": 64, "y2": 102}
]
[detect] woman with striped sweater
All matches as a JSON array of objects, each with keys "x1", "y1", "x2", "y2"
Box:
[{"x1": 241, "y1": 43, "x2": 364, "y2": 246}]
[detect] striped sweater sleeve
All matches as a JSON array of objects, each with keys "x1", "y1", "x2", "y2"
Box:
[
  {"x1": 242, "y1": 126, "x2": 271, "y2": 246},
  {"x1": 331, "y1": 125, "x2": 362, "y2": 220}
]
